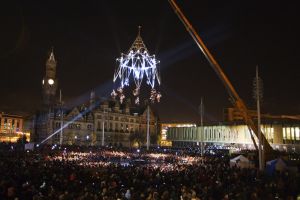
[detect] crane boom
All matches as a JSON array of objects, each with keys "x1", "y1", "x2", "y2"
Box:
[{"x1": 168, "y1": 0, "x2": 273, "y2": 156}]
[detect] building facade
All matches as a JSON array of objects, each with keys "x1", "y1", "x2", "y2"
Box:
[
  {"x1": 38, "y1": 100, "x2": 158, "y2": 147},
  {"x1": 167, "y1": 121, "x2": 300, "y2": 152},
  {"x1": 35, "y1": 100, "x2": 158, "y2": 147},
  {"x1": 0, "y1": 112, "x2": 30, "y2": 143},
  {"x1": 160, "y1": 123, "x2": 196, "y2": 146}
]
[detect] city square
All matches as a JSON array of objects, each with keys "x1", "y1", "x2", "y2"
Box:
[{"x1": 0, "y1": 0, "x2": 300, "y2": 199}]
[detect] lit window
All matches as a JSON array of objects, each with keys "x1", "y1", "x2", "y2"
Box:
[
  {"x1": 286, "y1": 128, "x2": 291, "y2": 140},
  {"x1": 291, "y1": 127, "x2": 295, "y2": 140},
  {"x1": 295, "y1": 127, "x2": 300, "y2": 140},
  {"x1": 68, "y1": 124, "x2": 73, "y2": 129}
]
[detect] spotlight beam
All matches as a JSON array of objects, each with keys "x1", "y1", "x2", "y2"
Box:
[{"x1": 39, "y1": 103, "x2": 98, "y2": 145}]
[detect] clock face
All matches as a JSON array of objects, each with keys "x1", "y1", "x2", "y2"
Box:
[{"x1": 48, "y1": 79, "x2": 54, "y2": 85}]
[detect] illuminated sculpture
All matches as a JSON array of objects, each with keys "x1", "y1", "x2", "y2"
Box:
[{"x1": 112, "y1": 26, "x2": 161, "y2": 104}]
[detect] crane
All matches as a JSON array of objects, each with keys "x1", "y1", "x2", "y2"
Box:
[{"x1": 168, "y1": 0, "x2": 274, "y2": 159}]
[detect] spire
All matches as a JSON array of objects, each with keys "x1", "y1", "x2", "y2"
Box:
[
  {"x1": 90, "y1": 90, "x2": 95, "y2": 104},
  {"x1": 128, "y1": 26, "x2": 148, "y2": 53},
  {"x1": 48, "y1": 47, "x2": 56, "y2": 62},
  {"x1": 138, "y1": 25, "x2": 141, "y2": 37}
]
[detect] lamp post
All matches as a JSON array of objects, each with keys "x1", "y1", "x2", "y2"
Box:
[
  {"x1": 59, "y1": 89, "x2": 63, "y2": 146},
  {"x1": 253, "y1": 66, "x2": 264, "y2": 170},
  {"x1": 102, "y1": 111, "x2": 107, "y2": 147},
  {"x1": 199, "y1": 98, "x2": 204, "y2": 156},
  {"x1": 146, "y1": 105, "x2": 150, "y2": 150}
]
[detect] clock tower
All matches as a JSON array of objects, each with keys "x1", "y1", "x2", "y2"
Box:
[{"x1": 42, "y1": 48, "x2": 58, "y2": 109}]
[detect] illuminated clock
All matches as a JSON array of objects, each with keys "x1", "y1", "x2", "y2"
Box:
[{"x1": 48, "y1": 79, "x2": 54, "y2": 85}]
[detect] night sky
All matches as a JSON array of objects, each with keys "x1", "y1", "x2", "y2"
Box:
[{"x1": 1, "y1": 0, "x2": 299, "y2": 123}]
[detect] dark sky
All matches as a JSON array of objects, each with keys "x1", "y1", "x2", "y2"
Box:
[{"x1": 0, "y1": 0, "x2": 299, "y2": 123}]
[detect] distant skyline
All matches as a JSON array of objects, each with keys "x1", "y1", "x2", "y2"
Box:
[{"x1": 0, "y1": 0, "x2": 299, "y2": 122}]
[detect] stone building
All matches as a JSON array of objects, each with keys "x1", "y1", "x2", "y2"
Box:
[
  {"x1": 0, "y1": 112, "x2": 30, "y2": 143},
  {"x1": 42, "y1": 97, "x2": 158, "y2": 147}
]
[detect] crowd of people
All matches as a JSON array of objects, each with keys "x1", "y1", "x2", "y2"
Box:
[{"x1": 0, "y1": 143, "x2": 299, "y2": 200}]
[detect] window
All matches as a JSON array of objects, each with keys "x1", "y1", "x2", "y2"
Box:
[
  {"x1": 4, "y1": 118, "x2": 7, "y2": 129},
  {"x1": 295, "y1": 127, "x2": 300, "y2": 140},
  {"x1": 54, "y1": 134, "x2": 59, "y2": 139},
  {"x1": 56, "y1": 122, "x2": 61, "y2": 128},
  {"x1": 97, "y1": 121, "x2": 101, "y2": 130},
  {"x1": 291, "y1": 127, "x2": 295, "y2": 141},
  {"x1": 286, "y1": 127, "x2": 291, "y2": 140},
  {"x1": 87, "y1": 124, "x2": 92, "y2": 130}
]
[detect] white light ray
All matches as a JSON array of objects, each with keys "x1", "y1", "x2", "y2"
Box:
[{"x1": 39, "y1": 104, "x2": 96, "y2": 145}]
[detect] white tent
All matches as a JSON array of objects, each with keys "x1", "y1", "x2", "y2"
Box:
[
  {"x1": 25, "y1": 142, "x2": 35, "y2": 151},
  {"x1": 266, "y1": 158, "x2": 287, "y2": 172},
  {"x1": 230, "y1": 155, "x2": 254, "y2": 168}
]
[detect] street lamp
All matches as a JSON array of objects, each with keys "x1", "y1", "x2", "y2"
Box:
[
  {"x1": 102, "y1": 111, "x2": 108, "y2": 146},
  {"x1": 253, "y1": 65, "x2": 264, "y2": 170}
]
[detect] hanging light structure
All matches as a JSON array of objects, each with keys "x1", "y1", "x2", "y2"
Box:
[{"x1": 112, "y1": 26, "x2": 161, "y2": 104}]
